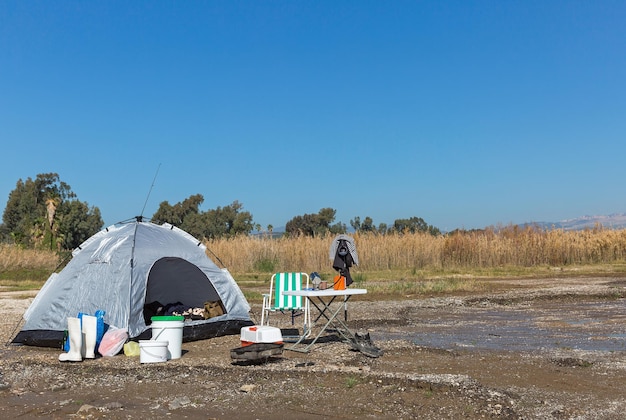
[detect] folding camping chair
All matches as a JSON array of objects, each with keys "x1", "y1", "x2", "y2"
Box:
[{"x1": 261, "y1": 272, "x2": 311, "y2": 339}]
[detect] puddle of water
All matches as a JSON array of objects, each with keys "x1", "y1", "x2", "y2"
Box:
[{"x1": 374, "y1": 300, "x2": 626, "y2": 353}]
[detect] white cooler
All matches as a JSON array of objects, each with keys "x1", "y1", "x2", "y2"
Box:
[{"x1": 240, "y1": 325, "x2": 283, "y2": 346}]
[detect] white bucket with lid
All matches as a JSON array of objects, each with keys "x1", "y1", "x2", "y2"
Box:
[
  {"x1": 150, "y1": 316, "x2": 184, "y2": 359},
  {"x1": 139, "y1": 340, "x2": 168, "y2": 363}
]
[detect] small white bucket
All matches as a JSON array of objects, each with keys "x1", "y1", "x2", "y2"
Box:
[
  {"x1": 150, "y1": 316, "x2": 184, "y2": 360},
  {"x1": 139, "y1": 340, "x2": 168, "y2": 363}
]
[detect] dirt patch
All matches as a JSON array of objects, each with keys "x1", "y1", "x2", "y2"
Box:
[{"x1": 1, "y1": 277, "x2": 625, "y2": 419}]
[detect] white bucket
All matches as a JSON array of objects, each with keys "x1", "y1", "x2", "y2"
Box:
[
  {"x1": 150, "y1": 316, "x2": 184, "y2": 360},
  {"x1": 139, "y1": 340, "x2": 168, "y2": 363}
]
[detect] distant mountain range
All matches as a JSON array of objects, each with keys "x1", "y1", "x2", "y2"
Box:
[
  {"x1": 521, "y1": 213, "x2": 626, "y2": 231},
  {"x1": 254, "y1": 213, "x2": 626, "y2": 235}
]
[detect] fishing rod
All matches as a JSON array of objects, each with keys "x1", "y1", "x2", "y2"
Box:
[{"x1": 139, "y1": 163, "x2": 161, "y2": 221}]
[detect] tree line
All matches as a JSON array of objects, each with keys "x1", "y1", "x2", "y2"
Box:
[
  {"x1": 1, "y1": 173, "x2": 440, "y2": 251},
  {"x1": 285, "y1": 209, "x2": 440, "y2": 237},
  {"x1": 0, "y1": 173, "x2": 102, "y2": 250}
]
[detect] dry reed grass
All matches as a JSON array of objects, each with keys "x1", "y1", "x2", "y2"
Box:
[
  {"x1": 4, "y1": 226, "x2": 626, "y2": 293},
  {"x1": 206, "y1": 226, "x2": 626, "y2": 275},
  {"x1": 0, "y1": 244, "x2": 59, "y2": 290},
  {"x1": 0, "y1": 244, "x2": 58, "y2": 271}
]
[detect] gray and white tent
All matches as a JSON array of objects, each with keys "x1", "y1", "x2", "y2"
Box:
[{"x1": 12, "y1": 219, "x2": 253, "y2": 348}]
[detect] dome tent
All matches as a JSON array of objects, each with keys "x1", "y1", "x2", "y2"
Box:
[{"x1": 12, "y1": 219, "x2": 253, "y2": 348}]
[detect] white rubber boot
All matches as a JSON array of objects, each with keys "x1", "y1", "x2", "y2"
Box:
[
  {"x1": 59, "y1": 317, "x2": 83, "y2": 362},
  {"x1": 82, "y1": 315, "x2": 98, "y2": 359}
]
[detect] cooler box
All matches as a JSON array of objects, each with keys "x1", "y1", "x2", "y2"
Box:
[{"x1": 240, "y1": 325, "x2": 283, "y2": 346}]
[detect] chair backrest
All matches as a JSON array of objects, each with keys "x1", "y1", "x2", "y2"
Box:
[{"x1": 271, "y1": 272, "x2": 309, "y2": 310}]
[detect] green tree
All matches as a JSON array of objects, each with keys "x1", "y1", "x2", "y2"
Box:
[
  {"x1": 1, "y1": 173, "x2": 103, "y2": 249},
  {"x1": 285, "y1": 208, "x2": 346, "y2": 236},
  {"x1": 202, "y1": 200, "x2": 254, "y2": 239},
  {"x1": 285, "y1": 213, "x2": 317, "y2": 236},
  {"x1": 329, "y1": 221, "x2": 347, "y2": 235},
  {"x1": 151, "y1": 194, "x2": 204, "y2": 227},
  {"x1": 391, "y1": 216, "x2": 441, "y2": 236},
  {"x1": 350, "y1": 216, "x2": 361, "y2": 232},
  {"x1": 151, "y1": 196, "x2": 254, "y2": 239},
  {"x1": 56, "y1": 201, "x2": 103, "y2": 250},
  {"x1": 350, "y1": 216, "x2": 376, "y2": 233}
]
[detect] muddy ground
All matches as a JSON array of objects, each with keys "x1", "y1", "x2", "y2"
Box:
[{"x1": 1, "y1": 276, "x2": 625, "y2": 419}]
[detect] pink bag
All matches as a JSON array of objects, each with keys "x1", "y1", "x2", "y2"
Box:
[{"x1": 98, "y1": 328, "x2": 128, "y2": 357}]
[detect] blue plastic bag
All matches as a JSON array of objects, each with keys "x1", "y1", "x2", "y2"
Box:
[{"x1": 95, "y1": 309, "x2": 107, "y2": 348}]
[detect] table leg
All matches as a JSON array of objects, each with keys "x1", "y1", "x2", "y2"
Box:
[
  {"x1": 310, "y1": 296, "x2": 337, "y2": 323},
  {"x1": 286, "y1": 296, "x2": 357, "y2": 353}
]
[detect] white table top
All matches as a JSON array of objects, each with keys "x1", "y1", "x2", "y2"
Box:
[{"x1": 282, "y1": 288, "x2": 367, "y2": 297}]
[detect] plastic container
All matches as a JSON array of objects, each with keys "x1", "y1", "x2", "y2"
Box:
[
  {"x1": 240, "y1": 325, "x2": 283, "y2": 346},
  {"x1": 333, "y1": 275, "x2": 346, "y2": 290},
  {"x1": 139, "y1": 340, "x2": 168, "y2": 363},
  {"x1": 123, "y1": 341, "x2": 140, "y2": 356},
  {"x1": 150, "y1": 316, "x2": 184, "y2": 359}
]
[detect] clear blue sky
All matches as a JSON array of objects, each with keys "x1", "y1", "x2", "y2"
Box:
[{"x1": 2, "y1": 1, "x2": 625, "y2": 232}]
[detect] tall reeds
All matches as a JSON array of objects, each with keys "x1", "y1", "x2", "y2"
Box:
[
  {"x1": 4, "y1": 226, "x2": 626, "y2": 275},
  {"x1": 0, "y1": 244, "x2": 58, "y2": 271},
  {"x1": 205, "y1": 226, "x2": 626, "y2": 273}
]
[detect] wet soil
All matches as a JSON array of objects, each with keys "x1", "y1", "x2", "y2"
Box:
[{"x1": 1, "y1": 276, "x2": 625, "y2": 419}]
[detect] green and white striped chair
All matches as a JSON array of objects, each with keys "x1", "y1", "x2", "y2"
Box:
[{"x1": 261, "y1": 272, "x2": 311, "y2": 339}]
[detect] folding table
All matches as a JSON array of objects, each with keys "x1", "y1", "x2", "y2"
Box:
[{"x1": 281, "y1": 288, "x2": 367, "y2": 353}]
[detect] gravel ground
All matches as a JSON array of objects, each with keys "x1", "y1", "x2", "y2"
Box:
[{"x1": 1, "y1": 276, "x2": 625, "y2": 419}]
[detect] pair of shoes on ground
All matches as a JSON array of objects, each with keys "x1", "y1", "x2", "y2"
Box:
[
  {"x1": 59, "y1": 315, "x2": 98, "y2": 362},
  {"x1": 350, "y1": 331, "x2": 384, "y2": 358}
]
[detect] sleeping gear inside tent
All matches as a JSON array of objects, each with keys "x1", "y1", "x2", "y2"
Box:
[{"x1": 12, "y1": 220, "x2": 253, "y2": 348}]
